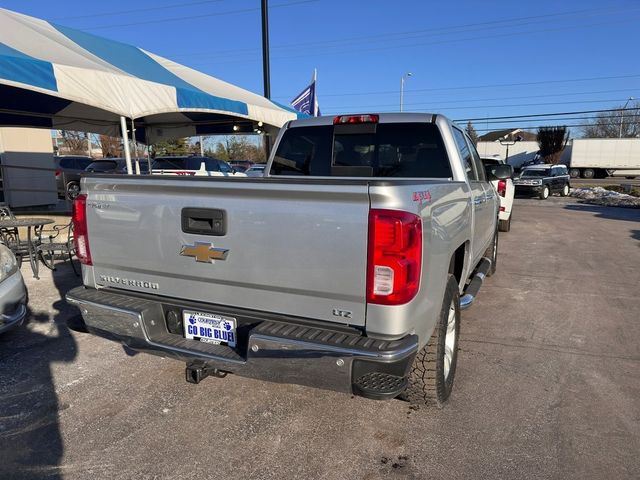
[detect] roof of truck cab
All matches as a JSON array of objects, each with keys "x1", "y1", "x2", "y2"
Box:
[{"x1": 286, "y1": 112, "x2": 443, "y2": 127}]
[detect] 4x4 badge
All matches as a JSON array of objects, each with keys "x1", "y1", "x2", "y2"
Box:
[{"x1": 180, "y1": 242, "x2": 229, "y2": 263}]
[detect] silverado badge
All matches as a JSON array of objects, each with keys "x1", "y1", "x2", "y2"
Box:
[{"x1": 180, "y1": 242, "x2": 229, "y2": 263}]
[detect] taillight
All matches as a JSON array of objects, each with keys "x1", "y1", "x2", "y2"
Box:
[
  {"x1": 72, "y1": 194, "x2": 92, "y2": 265},
  {"x1": 55, "y1": 169, "x2": 62, "y2": 177},
  {"x1": 367, "y1": 209, "x2": 422, "y2": 305},
  {"x1": 333, "y1": 114, "x2": 379, "y2": 125},
  {"x1": 497, "y1": 179, "x2": 506, "y2": 197}
]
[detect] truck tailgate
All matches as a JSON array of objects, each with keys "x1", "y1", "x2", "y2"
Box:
[{"x1": 83, "y1": 177, "x2": 370, "y2": 326}]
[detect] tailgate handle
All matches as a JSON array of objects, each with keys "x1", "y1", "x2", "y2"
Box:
[{"x1": 181, "y1": 208, "x2": 226, "y2": 236}]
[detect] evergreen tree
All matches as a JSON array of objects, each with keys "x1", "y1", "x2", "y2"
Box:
[{"x1": 465, "y1": 121, "x2": 479, "y2": 146}]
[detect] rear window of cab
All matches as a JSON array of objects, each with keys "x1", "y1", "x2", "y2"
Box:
[{"x1": 270, "y1": 123, "x2": 452, "y2": 178}]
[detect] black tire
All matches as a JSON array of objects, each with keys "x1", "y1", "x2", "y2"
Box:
[
  {"x1": 484, "y1": 227, "x2": 498, "y2": 276},
  {"x1": 582, "y1": 169, "x2": 595, "y2": 179},
  {"x1": 539, "y1": 185, "x2": 549, "y2": 200},
  {"x1": 569, "y1": 168, "x2": 581, "y2": 179},
  {"x1": 402, "y1": 274, "x2": 460, "y2": 407},
  {"x1": 498, "y1": 215, "x2": 511, "y2": 232},
  {"x1": 66, "y1": 182, "x2": 80, "y2": 200},
  {"x1": 625, "y1": 176, "x2": 636, "y2": 180},
  {"x1": 560, "y1": 183, "x2": 570, "y2": 197}
]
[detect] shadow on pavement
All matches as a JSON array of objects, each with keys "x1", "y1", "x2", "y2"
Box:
[
  {"x1": 0, "y1": 261, "x2": 82, "y2": 480},
  {"x1": 564, "y1": 203, "x2": 640, "y2": 222}
]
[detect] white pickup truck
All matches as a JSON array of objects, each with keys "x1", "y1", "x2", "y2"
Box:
[{"x1": 66, "y1": 113, "x2": 511, "y2": 406}]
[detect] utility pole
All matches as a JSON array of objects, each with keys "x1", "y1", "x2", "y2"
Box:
[
  {"x1": 261, "y1": 0, "x2": 270, "y2": 99},
  {"x1": 261, "y1": 0, "x2": 271, "y2": 160}
]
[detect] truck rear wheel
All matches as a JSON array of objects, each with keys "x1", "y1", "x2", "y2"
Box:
[
  {"x1": 582, "y1": 169, "x2": 595, "y2": 179},
  {"x1": 66, "y1": 182, "x2": 80, "y2": 200},
  {"x1": 401, "y1": 274, "x2": 460, "y2": 407},
  {"x1": 569, "y1": 168, "x2": 581, "y2": 178}
]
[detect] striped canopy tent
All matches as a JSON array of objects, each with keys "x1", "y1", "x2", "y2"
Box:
[{"x1": 0, "y1": 8, "x2": 301, "y2": 171}]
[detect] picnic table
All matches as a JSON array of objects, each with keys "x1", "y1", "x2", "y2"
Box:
[{"x1": 0, "y1": 217, "x2": 55, "y2": 279}]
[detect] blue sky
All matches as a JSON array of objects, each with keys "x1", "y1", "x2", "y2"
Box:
[{"x1": 2, "y1": 0, "x2": 639, "y2": 134}]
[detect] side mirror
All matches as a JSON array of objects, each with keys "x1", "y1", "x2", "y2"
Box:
[{"x1": 486, "y1": 164, "x2": 513, "y2": 180}]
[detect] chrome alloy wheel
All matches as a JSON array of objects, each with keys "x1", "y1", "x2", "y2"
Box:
[{"x1": 443, "y1": 299, "x2": 457, "y2": 380}]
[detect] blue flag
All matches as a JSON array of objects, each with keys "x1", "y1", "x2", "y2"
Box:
[{"x1": 291, "y1": 76, "x2": 320, "y2": 116}]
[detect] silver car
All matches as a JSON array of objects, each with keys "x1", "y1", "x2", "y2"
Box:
[{"x1": 0, "y1": 245, "x2": 28, "y2": 334}]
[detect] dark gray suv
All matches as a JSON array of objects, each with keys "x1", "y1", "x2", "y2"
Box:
[
  {"x1": 513, "y1": 164, "x2": 571, "y2": 199},
  {"x1": 54, "y1": 155, "x2": 92, "y2": 199}
]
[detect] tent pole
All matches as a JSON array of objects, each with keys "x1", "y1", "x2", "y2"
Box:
[
  {"x1": 120, "y1": 116, "x2": 133, "y2": 174},
  {"x1": 131, "y1": 117, "x2": 140, "y2": 174}
]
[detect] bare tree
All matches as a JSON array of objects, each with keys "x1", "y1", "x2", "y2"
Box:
[
  {"x1": 59, "y1": 131, "x2": 89, "y2": 155},
  {"x1": 537, "y1": 126, "x2": 569, "y2": 164},
  {"x1": 581, "y1": 101, "x2": 640, "y2": 138},
  {"x1": 213, "y1": 136, "x2": 266, "y2": 162},
  {"x1": 98, "y1": 135, "x2": 122, "y2": 158}
]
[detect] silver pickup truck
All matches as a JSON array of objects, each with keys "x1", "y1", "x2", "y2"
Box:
[{"x1": 66, "y1": 113, "x2": 511, "y2": 406}]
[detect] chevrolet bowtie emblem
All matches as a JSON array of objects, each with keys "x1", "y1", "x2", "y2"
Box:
[{"x1": 180, "y1": 242, "x2": 229, "y2": 263}]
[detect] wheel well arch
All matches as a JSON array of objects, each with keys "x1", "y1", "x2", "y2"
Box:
[{"x1": 448, "y1": 242, "x2": 467, "y2": 290}]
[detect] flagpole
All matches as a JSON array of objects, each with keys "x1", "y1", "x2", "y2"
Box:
[{"x1": 313, "y1": 68, "x2": 318, "y2": 117}]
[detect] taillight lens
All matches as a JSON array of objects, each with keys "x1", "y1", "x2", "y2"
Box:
[
  {"x1": 333, "y1": 114, "x2": 379, "y2": 125},
  {"x1": 497, "y1": 179, "x2": 507, "y2": 197},
  {"x1": 55, "y1": 169, "x2": 62, "y2": 177},
  {"x1": 367, "y1": 209, "x2": 422, "y2": 305},
  {"x1": 72, "y1": 194, "x2": 92, "y2": 265}
]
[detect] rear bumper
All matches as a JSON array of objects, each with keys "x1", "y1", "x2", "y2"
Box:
[{"x1": 66, "y1": 287, "x2": 418, "y2": 400}]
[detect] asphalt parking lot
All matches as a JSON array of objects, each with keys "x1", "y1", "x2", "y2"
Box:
[{"x1": 1, "y1": 196, "x2": 638, "y2": 480}]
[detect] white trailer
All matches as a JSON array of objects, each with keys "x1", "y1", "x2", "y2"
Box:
[{"x1": 569, "y1": 138, "x2": 640, "y2": 179}]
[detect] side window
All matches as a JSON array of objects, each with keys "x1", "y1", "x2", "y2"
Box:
[
  {"x1": 59, "y1": 158, "x2": 74, "y2": 169},
  {"x1": 452, "y1": 128, "x2": 477, "y2": 181},
  {"x1": 78, "y1": 158, "x2": 92, "y2": 170},
  {"x1": 205, "y1": 159, "x2": 221, "y2": 172},
  {"x1": 466, "y1": 134, "x2": 486, "y2": 182},
  {"x1": 218, "y1": 161, "x2": 232, "y2": 173}
]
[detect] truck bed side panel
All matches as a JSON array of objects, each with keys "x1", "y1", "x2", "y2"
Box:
[{"x1": 366, "y1": 181, "x2": 472, "y2": 344}]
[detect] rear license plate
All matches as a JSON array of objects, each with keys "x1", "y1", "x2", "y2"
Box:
[{"x1": 183, "y1": 310, "x2": 236, "y2": 348}]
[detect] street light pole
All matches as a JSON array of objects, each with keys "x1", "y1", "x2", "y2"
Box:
[
  {"x1": 400, "y1": 72, "x2": 412, "y2": 112},
  {"x1": 619, "y1": 96, "x2": 634, "y2": 138}
]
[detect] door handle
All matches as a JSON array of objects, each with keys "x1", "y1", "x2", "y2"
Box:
[{"x1": 181, "y1": 208, "x2": 226, "y2": 236}]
